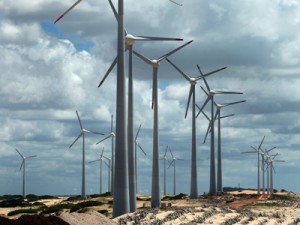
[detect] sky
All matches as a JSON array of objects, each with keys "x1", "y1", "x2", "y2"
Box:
[{"x1": 0, "y1": 0, "x2": 300, "y2": 196}]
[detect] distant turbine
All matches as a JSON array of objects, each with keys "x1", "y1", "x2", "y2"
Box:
[
  {"x1": 166, "y1": 58, "x2": 226, "y2": 198},
  {"x1": 15, "y1": 149, "x2": 37, "y2": 198},
  {"x1": 96, "y1": 114, "x2": 115, "y2": 195},
  {"x1": 242, "y1": 136, "x2": 265, "y2": 195},
  {"x1": 266, "y1": 153, "x2": 285, "y2": 194},
  {"x1": 168, "y1": 147, "x2": 183, "y2": 195},
  {"x1": 213, "y1": 100, "x2": 245, "y2": 194},
  {"x1": 133, "y1": 40, "x2": 192, "y2": 207},
  {"x1": 89, "y1": 147, "x2": 108, "y2": 194},
  {"x1": 134, "y1": 124, "x2": 147, "y2": 193},
  {"x1": 197, "y1": 68, "x2": 242, "y2": 194},
  {"x1": 160, "y1": 146, "x2": 169, "y2": 195},
  {"x1": 70, "y1": 110, "x2": 104, "y2": 199},
  {"x1": 264, "y1": 147, "x2": 276, "y2": 194}
]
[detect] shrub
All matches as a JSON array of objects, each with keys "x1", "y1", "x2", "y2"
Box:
[
  {"x1": 41, "y1": 203, "x2": 74, "y2": 214},
  {"x1": 7, "y1": 208, "x2": 39, "y2": 216},
  {"x1": 70, "y1": 200, "x2": 103, "y2": 213}
]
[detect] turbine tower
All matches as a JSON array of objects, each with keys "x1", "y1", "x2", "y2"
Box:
[
  {"x1": 89, "y1": 147, "x2": 109, "y2": 194},
  {"x1": 69, "y1": 111, "x2": 104, "y2": 199},
  {"x1": 166, "y1": 58, "x2": 226, "y2": 198},
  {"x1": 160, "y1": 146, "x2": 169, "y2": 196},
  {"x1": 133, "y1": 40, "x2": 193, "y2": 207},
  {"x1": 15, "y1": 149, "x2": 37, "y2": 198},
  {"x1": 134, "y1": 124, "x2": 147, "y2": 193},
  {"x1": 197, "y1": 70, "x2": 242, "y2": 194},
  {"x1": 168, "y1": 147, "x2": 183, "y2": 195},
  {"x1": 96, "y1": 114, "x2": 115, "y2": 195},
  {"x1": 242, "y1": 136, "x2": 265, "y2": 195}
]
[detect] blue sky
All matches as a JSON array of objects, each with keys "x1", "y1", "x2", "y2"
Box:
[{"x1": 0, "y1": 0, "x2": 300, "y2": 196}]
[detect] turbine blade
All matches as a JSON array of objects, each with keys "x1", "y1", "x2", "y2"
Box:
[
  {"x1": 196, "y1": 96, "x2": 210, "y2": 118},
  {"x1": 242, "y1": 151, "x2": 257, "y2": 154},
  {"x1": 220, "y1": 114, "x2": 234, "y2": 119},
  {"x1": 200, "y1": 74, "x2": 210, "y2": 92},
  {"x1": 258, "y1": 136, "x2": 265, "y2": 150},
  {"x1": 168, "y1": 159, "x2": 174, "y2": 169},
  {"x1": 267, "y1": 147, "x2": 276, "y2": 153},
  {"x1": 133, "y1": 50, "x2": 153, "y2": 65},
  {"x1": 221, "y1": 100, "x2": 246, "y2": 107},
  {"x1": 75, "y1": 111, "x2": 83, "y2": 130},
  {"x1": 163, "y1": 146, "x2": 169, "y2": 157},
  {"x1": 69, "y1": 133, "x2": 82, "y2": 148},
  {"x1": 104, "y1": 161, "x2": 110, "y2": 168},
  {"x1": 54, "y1": 0, "x2": 82, "y2": 24},
  {"x1": 185, "y1": 86, "x2": 193, "y2": 118},
  {"x1": 137, "y1": 143, "x2": 147, "y2": 155},
  {"x1": 197, "y1": 66, "x2": 227, "y2": 80},
  {"x1": 98, "y1": 56, "x2": 117, "y2": 88},
  {"x1": 100, "y1": 147, "x2": 105, "y2": 157},
  {"x1": 90, "y1": 131, "x2": 105, "y2": 135},
  {"x1": 89, "y1": 159, "x2": 101, "y2": 163},
  {"x1": 166, "y1": 58, "x2": 190, "y2": 82},
  {"x1": 214, "y1": 91, "x2": 243, "y2": 95},
  {"x1": 169, "y1": 147, "x2": 174, "y2": 158},
  {"x1": 108, "y1": 0, "x2": 118, "y2": 21},
  {"x1": 15, "y1": 149, "x2": 24, "y2": 159},
  {"x1": 201, "y1": 110, "x2": 210, "y2": 121},
  {"x1": 135, "y1": 124, "x2": 142, "y2": 140},
  {"x1": 27, "y1": 155, "x2": 37, "y2": 159},
  {"x1": 158, "y1": 40, "x2": 193, "y2": 62},
  {"x1": 203, "y1": 122, "x2": 211, "y2": 144},
  {"x1": 134, "y1": 36, "x2": 183, "y2": 41},
  {"x1": 168, "y1": 0, "x2": 183, "y2": 6},
  {"x1": 200, "y1": 86, "x2": 209, "y2": 97},
  {"x1": 96, "y1": 134, "x2": 112, "y2": 145},
  {"x1": 19, "y1": 160, "x2": 24, "y2": 171}
]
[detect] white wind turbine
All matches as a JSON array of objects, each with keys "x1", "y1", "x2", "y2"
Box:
[
  {"x1": 55, "y1": 0, "x2": 129, "y2": 216},
  {"x1": 98, "y1": 0, "x2": 183, "y2": 213},
  {"x1": 168, "y1": 147, "x2": 183, "y2": 195},
  {"x1": 89, "y1": 147, "x2": 109, "y2": 194},
  {"x1": 134, "y1": 124, "x2": 147, "y2": 193},
  {"x1": 266, "y1": 153, "x2": 285, "y2": 194},
  {"x1": 166, "y1": 58, "x2": 226, "y2": 198},
  {"x1": 242, "y1": 136, "x2": 265, "y2": 195},
  {"x1": 197, "y1": 71, "x2": 243, "y2": 194},
  {"x1": 96, "y1": 114, "x2": 115, "y2": 195},
  {"x1": 15, "y1": 149, "x2": 37, "y2": 198},
  {"x1": 160, "y1": 146, "x2": 169, "y2": 196},
  {"x1": 215, "y1": 101, "x2": 245, "y2": 194},
  {"x1": 69, "y1": 110, "x2": 104, "y2": 199},
  {"x1": 133, "y1": 40, "x2": 193, "y2": 207}
]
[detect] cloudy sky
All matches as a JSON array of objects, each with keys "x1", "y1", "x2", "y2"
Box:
[{"x1": 1, "y1": 0, "x2": 300, "y2": 196}]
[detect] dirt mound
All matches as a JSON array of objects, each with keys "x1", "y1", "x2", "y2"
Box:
[{"x1": 0, "y1": 215, "x2": 70, "y2": 225}]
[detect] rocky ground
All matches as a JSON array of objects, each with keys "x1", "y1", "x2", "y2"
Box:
[{"x1": 1, "y1": 191, "x2": 300, "y2": 225}]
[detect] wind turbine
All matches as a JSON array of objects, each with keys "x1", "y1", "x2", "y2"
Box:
[
  {"x1": 267, "y1": 153, "x2": 285, "y2": 194},
  {"x1": 160, "y1": 146, "x2": 169, "y2": 196},
  {"x1": 134, "y1": 124, "x2": 147, "y2": 193},
  {"x1": 166, "y1": 58, "x2": 226, "y2": 198},
  {"x1": 55, "y1": 0, "x2": 130, "y2": 216},
  {"x1": 168, "y1": 147, "x2": 183, "y2": 195},
  {"x1": 242, "y1": 136, "x2": 265, "y2": 195},
  {"x1": 15, "y1": 149, "x2": 37, "y2": 198},
  {"x1": 69, "y1": 111, "x2": 104, "y2": 199},
  {"x1": 97, "y1": 0, "x2": 183, "y2": 213},
  {"x1": 214, "y1": 100, "x2": 245, "y2": 194},
  {"x1": 197, "y1": 69, "x2": 243, "y2": 194},
  {"x1": 96, "y1": 114, "x2": 115, "y2": 195},
  {"x1": 89, "y1": 147, "x2": 108, "y2": 194},
  {"x1": 133, "y1": 40, "x2": 192, "y2": 207}
]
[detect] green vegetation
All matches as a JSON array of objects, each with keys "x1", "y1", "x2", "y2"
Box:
[
  {"x1": 161, "y1": 193, "x2": 187, "y2": 201},
  {"x1": 41, "y1": 203, "x2": 73, "y2": 214},
  {"x1": 7, "y1": 208, "x2": 40, "y2": 216}
]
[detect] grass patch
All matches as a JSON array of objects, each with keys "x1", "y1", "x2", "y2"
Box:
[
  {"x1": 41, "y1": 203, "x2": 73, "y2": 214},
  {"x1": 161, "y1": 193, "x2": 187, "y2": 201},
  {"x1": 70, "y1": 200, "x2": 103, "y2": 213}
]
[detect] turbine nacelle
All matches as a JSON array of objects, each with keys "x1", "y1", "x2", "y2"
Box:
[{"x1": 190, "y1": 78, "x2": 197, "y2": 85}]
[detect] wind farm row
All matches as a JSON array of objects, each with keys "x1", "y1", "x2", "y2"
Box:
[{"x1": 4, "y1": 0, "x2": 286, "y2": 220}]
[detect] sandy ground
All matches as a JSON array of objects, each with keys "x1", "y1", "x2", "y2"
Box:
[{"x1": 1, "y1": 191, "x2": 300, "y2": 225}]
